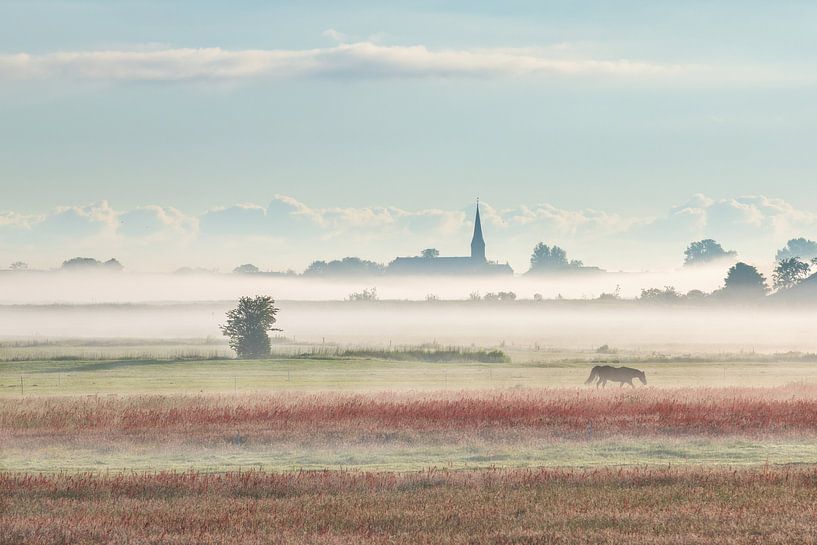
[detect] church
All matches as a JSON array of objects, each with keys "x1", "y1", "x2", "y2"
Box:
[{"x1": 387, "y1": 202, "x2": 514, "y2": 275}]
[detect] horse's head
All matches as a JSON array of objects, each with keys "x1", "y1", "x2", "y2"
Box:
[{"x1": 638, "y1": 371, "x2": 647, "y2": 385}]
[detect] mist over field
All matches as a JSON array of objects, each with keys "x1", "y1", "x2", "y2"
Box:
[
  {"x1": 1, "y1": 267, "x2": 815, "y2": 352},
  {"x1": 0, "y1": 264, "x2": 738, "y2": 304}
]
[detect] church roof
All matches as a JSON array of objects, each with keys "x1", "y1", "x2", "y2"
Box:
[{"x1": 472, "y1": 202, "x2": 485, "y2": 247}]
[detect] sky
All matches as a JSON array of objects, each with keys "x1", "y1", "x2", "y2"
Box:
[{"x1": 2, "y1": 1, "x2": 817, "y2": 272}]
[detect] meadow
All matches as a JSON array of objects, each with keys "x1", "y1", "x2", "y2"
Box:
[
  {"x1": 4, "y1": 342, "x2": 817, "y2": 543},
  {"x1": 6, "y1": 378, "x2": 817, "y2": 472},
  {"x1": 5, "y1": 467, "x2": 817, "y2": 544},
  {"x1": 2, "y1": 349, "x2": 816, "y2": 397}
]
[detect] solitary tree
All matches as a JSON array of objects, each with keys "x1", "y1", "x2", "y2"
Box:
[
  {"x1": 421, "y1": 248, "x2": 440, "y2": 258},
  {"x1": 773, "y1": 257, "x2": 811, "y2": 291},
  {"x1": 9, "y1": 261, "x2": 28, "y2": 271},
  {"x1": 720, "y1": 262, "x2": 768, "y2": 298},
  {"x1": 684, "y1": 239, "x2": 737, "y2": 266},
  {"x1": 220, "y1": 296, "x2": 281, "y2": 358}
]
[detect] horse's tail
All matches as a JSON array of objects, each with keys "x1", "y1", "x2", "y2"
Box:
[{"x1": 585, "y1": 366, "x2": 600, "y2": 385}]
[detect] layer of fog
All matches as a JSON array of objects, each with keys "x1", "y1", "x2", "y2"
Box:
[
  {"x1": 3, "y1": 301, "x2": 817, "y2": 353},
  {"x1": 0, "y1": 266, "x2": 734, "y2": 304}
]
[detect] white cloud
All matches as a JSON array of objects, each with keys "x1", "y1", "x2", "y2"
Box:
[
  {"x1": 0, "y1": 211, "x2": 41, "y2": 229},
  {"x1": 0, "y1": 42, "x2": 695, "y2": 82},
  {"x1": 322, "y1": 29, "x2": 348, "y2": 44},
  {"x1": 118, "y1": 205, "x2": 197, "y2": 240},
  {"x1": 37, "y1": 201, "x2": 118, "y2": 238}
]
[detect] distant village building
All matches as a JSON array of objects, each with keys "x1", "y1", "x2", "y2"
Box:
[{"x1": 387, "y1": 202, "x2": 513, "y2": 275}]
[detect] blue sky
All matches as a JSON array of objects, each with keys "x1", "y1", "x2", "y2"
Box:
[{"x1": 2, "y1": 1, "x2": 817, "y2": 271}]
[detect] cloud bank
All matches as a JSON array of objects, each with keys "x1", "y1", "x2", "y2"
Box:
[
  {"x1": 0, "y1": 42, "x2": 693, "y2": 82},
  {"x1": 1, "y1": 194, "x2": 816, "y2": 273}
]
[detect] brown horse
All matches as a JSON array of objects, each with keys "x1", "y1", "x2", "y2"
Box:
[{"x1": 585, "y1": 365, "x2": 647, "y2": 388}]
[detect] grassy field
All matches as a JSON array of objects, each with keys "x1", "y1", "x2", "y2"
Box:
[
  {"x1": 5, "y1": 467, "x2": 817, "y2": 544},
  {"x1": 5, "y1": 384, "x2": 817, "y2": 472},
  {"x1": 4, "y1": 351, "x2": 817, "y2": 543},
  {"x1": 2, "y1": 356, "x2": 817, "y2": 397}
]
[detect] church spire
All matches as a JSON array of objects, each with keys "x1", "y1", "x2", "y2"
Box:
[{"x1": 471, "y1": 199, "x2": 486, "y2": 262}]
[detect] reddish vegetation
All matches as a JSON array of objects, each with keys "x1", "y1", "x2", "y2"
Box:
[
  {"x1": 4, "y1": 467, "x2": 817, "y2": 544},
  {"x1": 4, "y1": 385, "x2": 817, "y2": 441}
]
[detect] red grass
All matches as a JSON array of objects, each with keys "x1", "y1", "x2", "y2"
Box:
[
  {"x1": 4, "y1": 467, "x2": 817, "y2": 544},
  {"x1": 4, "y1": 385, "x2": 817, "y2": 441}
]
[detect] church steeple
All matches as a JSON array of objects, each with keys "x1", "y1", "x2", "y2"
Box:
[{"x1": 471, "y1": 200, "x2": 486, "y2": 262}]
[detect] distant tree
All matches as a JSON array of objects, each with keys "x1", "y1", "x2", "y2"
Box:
[
  {"x1": 234, "y1": 264, "x2": 261, "y2": 274},
  {"x1": 685, "y1": 289, "x2": 707, "y2": 300},
  {"x1": 304, "y1": 260, "x2": 327, "y2": 275},
  {"x1": 425, "y1": 293, "x2": 439, "y2": 302},
  {"x1": 468, "y1": 291, "x2": 481, "y2": 301},
  {"x1": 500, "y1": 291, "x2": 517, "y2": 302},
  {"x1": 639, "y1": 286, "x2": 681, "y2": 303},
  {"x1": 776, "y1": 238, "x2": 817, "y2": 262},
  {"x1": 484, "y1": 291, "x2": 516, "y2": 302},
  {"x1": 348, "y1": 287, "x2": 378, "y2": 302},
  {"x1": 773, "y1": 257, "x2": 811, "y2": 291},
  {"x1": 596, "y1": 344, "x2": 616, "y2": 354},
  {"x1": 304, "y1": 257, "x2": 385, "y2": 276},
  {"x1": 220, "y1": 295, "x2": 281, "y2": 358},
  {"x1": 683, "y1": 239, "x2": 737, "y2": 266},
  {"x1": 102, "y1": 258, "x2": 123, "y2": 271},
  {"x1": 9, "y1": 261, "x2": 28, "y2": 271},
  {"x1": 533, "y1": 293, "x2": 544, "y2": 302},
  {"x1": 421, "y1": 248, "x2": 440, "y2": 258},
  {"x1": 598, "y1": 285, "x2": 622, "y2": 301},
  {"x1": 549, "y1": 246, "x2": 567, "y2": 265},
  {"x1": 61, "y1": 257, "x2": 102, "y2": 270},
  {"x1": 529, "y1": 242, "x2": 583, "y2": 273},
  {"x1": 720, "y1": 262, "x2": 768, "y2": 298}
]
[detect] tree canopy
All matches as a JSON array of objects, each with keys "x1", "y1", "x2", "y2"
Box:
[
  {"x1": 233, "y1": 264, "x2": 261, "y2": 274},
  {"x1": 639, "y1": 286, "x2": 681, "y2": 303},
  {"x1": 62, "y1": 257, "x2": 101, "y2": 270},
  {"x1": 220, "y1": 295, "x2": 281, "y2": 358},
  {"x1": 420, "y1": 248, "x2": 440, "y2": 258},
  {"x1": 528, "y1": 243, "x2": 582, "y2": 273},
  {"x1": 61, "y1": 257, "x2": 123, "y2": 271},
  {"x1": 773, "y1": 257, "x2": 812, "y2": 291},
  {"x1": 776, "y1": 238, "x2": 817, "y2": 263},
  {"x1": 304, "y1": 257, "x2": 385, "y2": 276},
  {"x1": 683, "y1": 239, "x2": 737, "y2": 266},
  {"x1": 719, "y1": 262, "x2": 768, "y2": 298}
]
